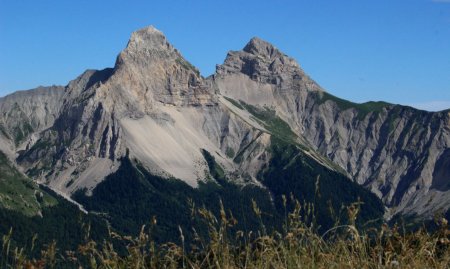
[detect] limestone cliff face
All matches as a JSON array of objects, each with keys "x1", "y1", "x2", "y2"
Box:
[
  {"x1": 110, "y1": 26, "x2": 214, "y2": 110},
  {"x1": 0, "y1": 26, "x2": 448, "y2": 218},
  {"x1": 3, "y1": 26, "x2": 267, "y2": 194},
  {"x1": 299, "y1": 99, "x2": 450, "y2": 217},
  {"x1": 0, "y1": 86, "x2": 65, "y2": 153},
  {"x1": 213, "y1": 37, "x2": 450, "y2": 218}
]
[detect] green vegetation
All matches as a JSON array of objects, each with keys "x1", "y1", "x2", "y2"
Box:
[
  {"x1": 25, "y1": 160, "x2": 53, "y2": 178},
  {"x1": 70, "y1": 136, "x2": 384, "y2": 242},
  {"x1": 225, "y1": 146, "x2": 235, "y2": 158},
  {"x1": 260, "y1": 137, "x2": 385, "y2": 231},
  {"x1": 72, "y1": 156, "x2": 276, "y2": 243},
  {"x1": 0, "y1": 151, "x2": 56, "y2": 216},
  {"x1": 224, "y1": 98, "x2": 346, "y2": 173},
  {"x1": 239, "y1": 101, "x2": 297, "y2": 144},
  {"x1": 232, "y1": 132, "x2": 263, "y2": 164},
  {"x1": 223, "y1": 96, "x2": 244, "y2": 110},
  {"x1": 0, "y1": 148, "x2": 445, "y2": 268},
  {"x1": 2, "y1": 197, "x2": 449, "y2": 268},
  {"x1": 12, "y1": 122, "x2": 33, "y2": 147},
  {"x1": 7, "y1": 103, "x2": 34, "y2": 146},
  {"x1": 3, "y1": 92, "x2": 444, "y2": 267},
  {"x1": 175, "y1": 57, "x2": 200, "y2": 76},
  {"x1": 28, "y1": 138, "x2": 52, "y2": 152},
  {"x1": 0, "y1": 195, "x2": 109, "y2": 261},
  {"x1": 201, "y1": 149, "x2": 226, "y2": 183},
  {"x1": 16, "y1": 136, "x2": 56, "y2": 178},
  {"x1": 386, "y1": 105, "x2": 403, "y2": 134},
  {"x1": 0, "y1": 151, "x2": 110, "y2": 258},
  {"x1": 318, "y1": 92, "x2": 390, "y2": 120}
]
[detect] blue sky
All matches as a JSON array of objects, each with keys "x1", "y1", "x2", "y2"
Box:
[{"x1": 1, "y1": 0, "x2": 449, "y2": 111}]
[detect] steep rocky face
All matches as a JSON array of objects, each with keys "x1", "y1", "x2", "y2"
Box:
[
  {"x1": 0, "y1": 86, "x2": 65, "y2": 154},
  {"x1": 213, "y1": 37, "x2": 323, "y2": 138},
  {"x1": 217, "y1": 37, "x2": 320, "y2": 90},
  {"x1": 300, "y1": 100, "x2": 450, "y2": 217},
  {"x1": 9, "y1": 26, "x2": 271, "y2": 193},
  {"x1": 14, "y1": 68, "x2": 121, "y2": 192},
  {"x1": 111, "y1": 26, "x2": 214, "y2": 110},
  {"x1": 0, "y1": 26, "x2": 447, "y2": 219},
  {"x1": 214, "y1": 38, "x2": 450, "y2": 218}
]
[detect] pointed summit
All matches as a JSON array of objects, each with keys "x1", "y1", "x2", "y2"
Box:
[
  {"x1": 125, "y1": 26, "x2": 171, "y2": 53},
  {"x1": 111, "y1": 26, "x2": 213, "y2": 108},
  {"x1": 215, "y1": 37, "x2": 314, "y2": 88},
  {"x1": 115, "y1": 25, "x2": 176, "y2": 69},
  {"x1": 243, "y1": 37, "x2": 282, "y2": 59}
]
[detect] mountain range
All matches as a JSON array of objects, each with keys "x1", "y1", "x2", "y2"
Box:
[{"x1": 0, "y1": 26, "x2": 449, "y2": 244}]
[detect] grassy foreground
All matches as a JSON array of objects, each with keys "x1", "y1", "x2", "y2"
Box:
[{"x1": 1, "y1": 198, "x2": 449, "y2": 269}]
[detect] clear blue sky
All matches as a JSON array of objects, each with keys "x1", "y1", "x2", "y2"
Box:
[{"x1": 1, "y1": 0, "x2": 449, "y2": 111}]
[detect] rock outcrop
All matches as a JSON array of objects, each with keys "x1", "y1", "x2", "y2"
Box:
[
  {"x1": 213, "y1": 37, "x2": 450, "y2": 218},
  {"x1": 0, "y1": 26, "x2": 448, "y2": 219}
]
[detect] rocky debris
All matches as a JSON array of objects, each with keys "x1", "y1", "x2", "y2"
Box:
[
  {"x1": 0, "y1": 86, "x2": 65, "y2": 148},
  {"x1": 1, "y1": 26, "x2": 448, "y2": 219},
  {"x1": 216, "y1": 37, "x2": 322, "y2": 94},
  {"x1": 214, "y1": 37, "x2": 450, "y2": 218}
]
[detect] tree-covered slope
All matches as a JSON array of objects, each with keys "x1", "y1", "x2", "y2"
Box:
[
  {"x1": 0, "y1": 151, "x2": 109, "y2": 256},
  {"x1": 0, "y1": 151, "x2": 56, "y2": 216},
  {"x1": 72, "y1": 142, "x2": 384, "y2": 244}
]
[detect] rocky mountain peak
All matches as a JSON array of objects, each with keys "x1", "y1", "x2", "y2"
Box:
[
  {"x1": 107, "y1": 26, "x2": 213, "y2": 109},
  {"x1": 125, "y1": 26, "x2": 171, "y2": 54},
  {"x1": 215, "y1": 37, "x2": 320, "y2": 92},
  {"x1": 243, "y1": 37, "x2": 282, "y2": 60},
  {"x1": 115, "y1": 26, "x2": 178, "y2": 69},
  {"x1": 2, "y1": 25, "x2": 449, "y2": 222}
]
